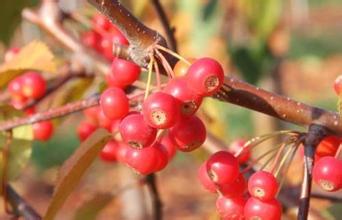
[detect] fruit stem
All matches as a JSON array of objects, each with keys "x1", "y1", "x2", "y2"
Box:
[
  {"x1": 155, "y1": 49, "x2": 175, "y2": 78},
  {"x1": 154, "y1": 59, "x2": 161, "y2": 91},
  {"x1": 155, "y1": 45, "x2": 190, "y2": 65},
  {"x1": 144, "y1": 54, "x2": 155, "y2": 100}
]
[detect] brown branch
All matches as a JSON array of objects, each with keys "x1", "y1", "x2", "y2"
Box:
[
  {"x1": 145, "y1": 174, "x2": 163, "y2": 220},
  {"x1": 151, "y1": 0, "x2": 178, "y2": 52},
  {"x1": 298, "y1": 124, "x2": 328, "y2": 220},
  {"x1": 216, "y1": 78, "x2": 342, "y2": 135},
  {"x1": 6, "y1": 185, "x2": 42, "y2": 220},
  {"x1": 0, "y1": 95, "x2": 100, "y2": 131}
]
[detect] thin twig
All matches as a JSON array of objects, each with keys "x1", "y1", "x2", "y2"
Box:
[
  {"x1": 151, "y1": 0, "x2": 177, "y2": 52},
  {"x1": 145, "y1": 174, "x2": 163, "y2": 220},
  {"x1": 0, "y1": 95, "x2": 100, "y2": 131},
  {"x1": 6, "y1": 185, "x2": 42, "y2": 220},
  {"x1": 298, "y1": 124, "x2": 328, "y2": 220}
]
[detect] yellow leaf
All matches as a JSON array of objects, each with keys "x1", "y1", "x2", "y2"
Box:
[
  {"x1": 44, "y1": 128, "x2": 112, "y2": 220},
  {"x1": 12, "y1": 125, "x2": 33, "y2": 141},
  {"x1": 0, "y1": 41, "x2": 57, "y2": 88}
]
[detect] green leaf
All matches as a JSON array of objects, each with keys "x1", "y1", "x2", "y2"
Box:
[
  {"x1": 74, "y1": 194, "x2": 112, "y2": 220},
  {"x1": 43, "y1": 128, "x2": 112, "y2": 220},
  {"x1": 12, "y1": 125, "x2": 33, "y2": 141},
  {"x1": 0, "y1": 0, "x2": 39, "y2": 45}
]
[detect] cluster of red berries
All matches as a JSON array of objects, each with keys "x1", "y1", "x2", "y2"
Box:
[
  {"x1": 311, "y1": 136, "x2": 342, "y2": 192},
  {"x1": 77, "y1": 43, "x2": 225, "y2": 174},
  {"x1": 198, "y1": 149, "x2": 281, "y2": 220},
  {"x1": 81, "y1": 14, "x2": 128, "y2": 61},
  {"x1": 5, "y1": 48, "x2": 54, "y2": 142}
]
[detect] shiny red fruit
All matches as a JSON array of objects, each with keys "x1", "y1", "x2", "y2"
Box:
[
  {"x1": 142, "y1": 92, "x2": 180, "y2": 129},
  {"x1": 153, "y1": 142, "x2": 169, "y2": 172},
  {"x1": 169, "y1": 115, "x2": 206, "y2": 152},
  {"x1": 159, "y1": 133, "x2": 177, "y2": 160},
  {"x1": 198, "y1": 161, "x2": 216, "y2": 193},
  {"x1": 248, "y1": 171, "x2": 278, "y2": 201},
  {"x1": 313, "y1": 156, "x2": 342, "y2": 192},
  {"x1": 83, "y1": 106, "x2": 100, "y2": 125},
  {"x1": 98, "y1": 109, "x2": 114, "y2": 130},
  {"x1": 100, "y1": 140, "x2": 119, "y2": 162},
  {"x1": 21, "y1": 71, "x2": 46, "y2": 99},
  {"x1": 219, "y1": 173, "x2": 246, "y2": 197},
  {"x1": 185, "y1": 57, "x2": 224, "y2": 96},
  {"x1": 100, "y1": 87, "x2": 129, "y2": 120},
  {"x1": 206, "y1": 151, "x2": 239, "y2": 185},
  {"x1": 244, "y1": 197, "x2": 282, "y2": 220},
  {"x1": 316, "y1": 136, "x2": 340, "y2": 159},
  {"x1": 216, "y1": 195, "x2": 245, "y2": 220},
  {"x1": 123, "y1": 143, "x2": 160, "y2": 175},
  {"x1": 8, "y1": 76, "x2": 24, "y2": 98},
  {"x1": 164, "y1": 77, "x2": 203, "y2": 117},
  {"x1": 107, "y1": 58, "x2": 141, "y2": 88},
  {"x1": 33, "y1": 120, "x2": 54, "y2": 141},
  {"x1": 119, "y1": 113, "x2": 157, "y2": 148},
  {"x1": 81, "y1": 30, "x2": 101, "y2": 51},
  {"x1": 77, "y1": 121, "x2": 97, "y2": 141},
  {"x1": 334, "y1": 75, "x2": 342, "y2": 95}
]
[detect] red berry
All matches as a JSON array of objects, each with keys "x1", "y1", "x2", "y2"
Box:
[
  {"x1": 83, "y1": 106, "x2": 100, "y2": 125},
  {"x1": 92, "y1": 14, "x2": 112, "y2": 31},
  {"x1": 81, "y1": 30, "x2": 101, "y2": 51},
  {"x1": 100, "y1": 87, "x2": 129, "y2": 120},
  {"x1": 334, "y1": 75, "x2": 342, "y2": 95},
  {"x1": 116, "y1": 142, "x2": 130, "y2": 163},
  {"x1": 216, "y1": 195, "x2": 245, "y2": 220},
  {"x1": 313, "y1": 156, "x2": 342, "y2": 192},
  {"x1": 229, "y1": 139, "x2": 250, "y2": 164},
  {"x1": 219, "y1": 173, "x2": 246, "y2": 197},
  {"x1": 164, "y1": 77, "x2": 203, "y2": 117},
  {"x1": 21, "y1": 71, "x2": 46, "y2": 99},
  {"x1": 316, "y1": 136, "x2": 340, "y2": 159},
  {"x1": 77, "y1": 121, "x2": 97, "y2": 141},
  {"x1": 198, "y1": 161, "x2": 216, "y2": 193},
  {"x1": 169, "y1": 115, "x2": 206, "y2": 152},
  {"x1": 10, "y1": 95, "x2": 28, "y2": 110},
  {"x1": 248, "y1": 171, "x2": 278, "y2": 201},
  {"x1": 185, "y1": 57, "x2": 224, "y2": 96},
  {"x1": 100, "y1": 140, "x2": 119, "y2": 162},
  {"x1": 98, "y1": 109, "x2": 114, "y2": 130},
  {"x1": 153, "y1": 142, "x2": 169, "y2": 172},
  {"x1": 206, "y1": 151, "x2": 239, "y2": 185},
  {"x1": 33, "y1": 120, "x2": 54, "y2": 141},
  {"x1": 100, "y1": 34, "x2": 115, "y2": 60},
  {"x1": 107, "y1": 58, "x2": 141, "y2": 88},
  {"x1": 119, "y1": 113, "x2": 157, "y2": 148},
  {"x1": 123, "y1": 143, "x2": 160, "y2": 175},
  {"x1": 8, "y1": 76, "x2": 24, "y2": 98},
  {"x1": 159, "y1": 133, "x2": 177, "y2": 160},
  {"x1": 24, "y1": 106, "x2": 36, "y2": 115},
  {"x1": 244, "y1": 197, "x2": 282, "y2": 220},
  {"x1": 142, "y1": 92, "x2": 180, "y2": 129}
]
